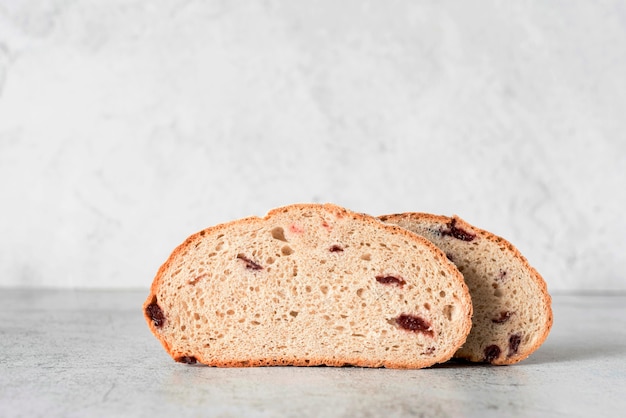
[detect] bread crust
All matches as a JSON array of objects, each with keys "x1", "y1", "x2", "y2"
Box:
[
  {"x1": 379, "y1": 212, "x2": 553, "y2": 365},
  {"x1": 144, "y1": 203, "x2": 473, "y2": 368}
]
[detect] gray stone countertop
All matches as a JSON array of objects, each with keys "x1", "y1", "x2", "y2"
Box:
[{"x1": 1, "y1": 289, "x2": 624, "y2": 417}]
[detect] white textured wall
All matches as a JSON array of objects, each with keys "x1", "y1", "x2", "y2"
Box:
[{"x1": 1, "y1": 1, "x2": 625, "y2": 291}]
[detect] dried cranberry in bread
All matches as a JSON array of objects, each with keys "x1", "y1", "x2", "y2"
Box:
[
  {"x1": 379, "y1": 213, "x2": 553, "y2": 365},
  {"x1": 144, "y1": 203, "x2": 473, "y2": 368}
]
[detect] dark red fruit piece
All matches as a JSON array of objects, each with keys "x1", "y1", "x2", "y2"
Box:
[
  {"x1": 376, "y1": 275, "x2": 406, "y2": 288},
  {"x1": 329, "y1": 245, "x2": 344, "y2": 252},
  {"x1": 492, "y1": 311, "x2": 514, "y2": 324},
  {"x1": 176, "y1": 356, "x2": 197, "y2": 364},
  {"x1": 484, "y1": 345, "x2": 501, "y2": 362},
  {"x1": 146, "y1": 301, "x2": 165, "y2": 327},
  {"x1": 237, "y1": 254, "x2": 263, "y2": 270},
  {"x1": 508, "y1": 333, "x2": 522, "y2": 356},
  {"x1": 442, "y1": 218, "x2": 476, "y2": 242},
  {"x1": 393, "y1": 314, "x2": 434, "y2": 337}
]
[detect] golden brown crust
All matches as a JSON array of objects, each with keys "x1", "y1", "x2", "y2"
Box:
[
  {"x1": 379, "y1": 212, "x2": 553, "y2": 365},
  {"x1": 144, "y1": 203, "x2": 473, "y2": 368}
]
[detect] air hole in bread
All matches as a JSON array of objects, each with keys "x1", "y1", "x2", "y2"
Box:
[
  {"x1": 188, "y1": 273, "x2": 207, "y2": 286},
  {"x1": 320, "y1": 285, "x2": 329, "y2": 295},
  {"x1": 271, "y1": 227, "x2": 288, "y2": 242},
  {"x1": 281, "y1": 246, "x2": 294, "y2": 256},
  {"x1": 361, "y1": 253, "x2": 371, "y2": 261},
  {"x1": 289, "y1": 311, "x2": 299, "y2": 317},
  {"x1": 443, "y1": 305, "x2": 455, "y2": 321}
]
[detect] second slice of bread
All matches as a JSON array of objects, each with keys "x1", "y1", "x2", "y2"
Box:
[
  {"x1": 144, "y1": 203, "x2": 473, "y2": 368},
  {"x1": 380, "y1": 213, "x2": 553, "y2": 365}
]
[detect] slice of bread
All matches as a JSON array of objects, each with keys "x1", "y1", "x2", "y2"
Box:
[
  {"x1": 379, "y1": 213, "x2": 553, "y2": 365},
  {"x1": 144, "y1": 203, "x2": 473, "y2": 368}
]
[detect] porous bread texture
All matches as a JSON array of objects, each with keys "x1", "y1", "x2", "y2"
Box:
[
  {"x1": 379, "y1": 213, "x2": 553, "y2": 365},
  {"x1": 144, "y1": 203, "x2": 473, "y2": 369}
]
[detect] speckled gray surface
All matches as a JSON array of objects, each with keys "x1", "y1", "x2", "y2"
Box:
[{"x1": 1, "y1": 289, "x2": 624, "y2": 417}]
